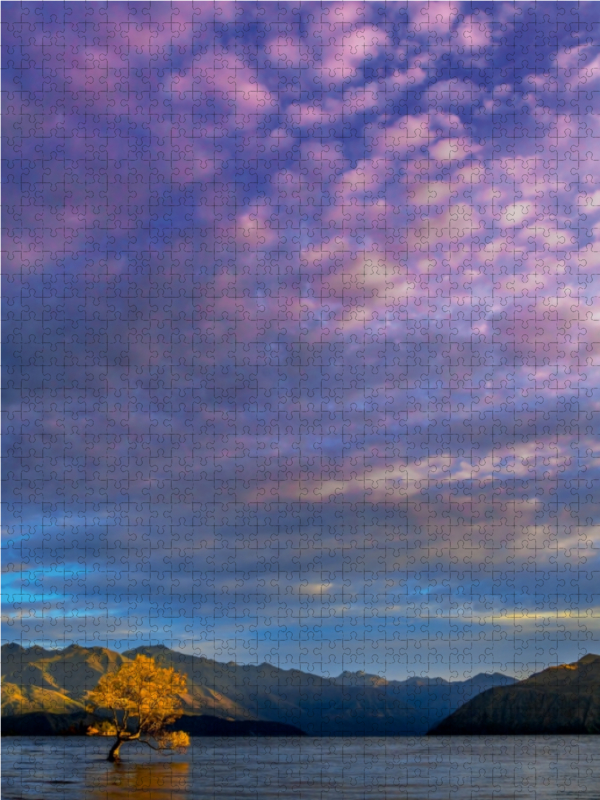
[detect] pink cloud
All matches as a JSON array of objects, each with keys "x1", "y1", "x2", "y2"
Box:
[{"x1": 318, "y1": 25, "x2": 390, "y2": 84}]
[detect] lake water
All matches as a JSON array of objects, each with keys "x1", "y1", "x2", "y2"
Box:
[{"x1": 2, "y1": 736, "x2": 599, "y2": 800}]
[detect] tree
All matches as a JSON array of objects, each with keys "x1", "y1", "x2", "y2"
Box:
[{"x1": 87, "y1": 654, "x2": 191, "y2": 762}]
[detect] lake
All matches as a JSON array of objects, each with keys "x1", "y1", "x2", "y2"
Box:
[{"x1": 2, "y1": 736, "x2": 599, "y2": 800}]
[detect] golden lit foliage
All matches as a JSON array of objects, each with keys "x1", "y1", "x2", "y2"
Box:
[
  {"x1": 156, "y1": 730, "x2": 191, "y2": 752},
  {"x1": 87, "y1": 654, "x2": 190, "y2": 760}
]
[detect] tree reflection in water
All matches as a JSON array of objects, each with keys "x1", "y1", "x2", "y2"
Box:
[{"x1": 91, "y1": 760, "x2": 190, "y2": 800}]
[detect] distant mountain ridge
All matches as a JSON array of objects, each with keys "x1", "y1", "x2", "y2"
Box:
[
  {"x1": 2, "y1": 642, "x2": 515, "y2": 736},
  {"x1": 429, "y1": 653, "x2": 600, "y2": 735},
  {"x1": 330, "y1": 668, "x2": 512, "y2": 690}
]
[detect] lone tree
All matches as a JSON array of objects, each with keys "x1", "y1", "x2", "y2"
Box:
[{"x1": 87, "y1": 654, "x2": 191, "y2": 762}]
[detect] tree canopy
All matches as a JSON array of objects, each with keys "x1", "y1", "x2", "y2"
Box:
[{"x1": 87, "y1": 654, "x2": 190, "y2": 762}]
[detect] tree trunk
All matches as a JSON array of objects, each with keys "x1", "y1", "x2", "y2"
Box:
[
  {"x1": 107, "y1": 737, "x2": 124, "y2": 763},
  {"x1": 107, "y1": 730, "x2": 140, "y2": 762}
]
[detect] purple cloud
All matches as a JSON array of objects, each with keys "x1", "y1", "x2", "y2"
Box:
[{"x1": 2, "y1": 1, "x2": 599, "y2": 679}]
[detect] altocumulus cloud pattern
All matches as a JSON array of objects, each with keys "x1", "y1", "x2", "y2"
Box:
[{"x1": 2, "y1": 1, "x2": 600, "y2": 680}]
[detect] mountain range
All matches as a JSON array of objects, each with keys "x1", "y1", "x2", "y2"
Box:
[{"x1": 1, "y1": 643, "x2": 515, "y2": 736}]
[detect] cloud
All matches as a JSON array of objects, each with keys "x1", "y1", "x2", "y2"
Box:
[{"x1": 2, "y1": 2, "x2": 600, "y2": 675}]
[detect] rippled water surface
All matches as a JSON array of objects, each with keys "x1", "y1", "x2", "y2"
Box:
[{"x1": 2, "y1": 736, "x2": 599, "y2": 800}]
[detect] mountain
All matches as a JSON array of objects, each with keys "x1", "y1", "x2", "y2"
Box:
[
  {"x1": 120, "y1": 645, "x2": 419, "y2": 735},
  {"x1": 429, "y1": 654, "x2": 600, "y2": 735},
  {"x1": 1, "y1": 643, "x2": 128, "y2": 715},
  {"x1": 2, "y1": 642, "x2": 513, "y2": 736},
  {"x1": 328, "y1": 668, "x2": 516, "y2": 732}
]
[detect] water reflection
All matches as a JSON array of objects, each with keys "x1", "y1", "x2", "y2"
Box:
[{"x1": 91, "y1": 760, "x2": 190, "y2": 800}]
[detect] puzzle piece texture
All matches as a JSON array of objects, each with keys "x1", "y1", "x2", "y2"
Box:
[{"x1": 2, "y1": 0, "x2": 600, "y2": 711}]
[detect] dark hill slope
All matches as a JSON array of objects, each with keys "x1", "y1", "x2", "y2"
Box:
[{"x1": 429, "y1": 654, "x2": 600, "y2": 735}]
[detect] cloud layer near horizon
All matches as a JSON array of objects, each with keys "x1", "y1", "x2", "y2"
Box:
[{"x1": 2, "y1": 2, "x2": 600, "y2": 679}]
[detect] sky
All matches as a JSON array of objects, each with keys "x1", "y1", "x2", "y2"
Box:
[{"x1": 2, "y1": 1, "x2": 600, "y2": 681}]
